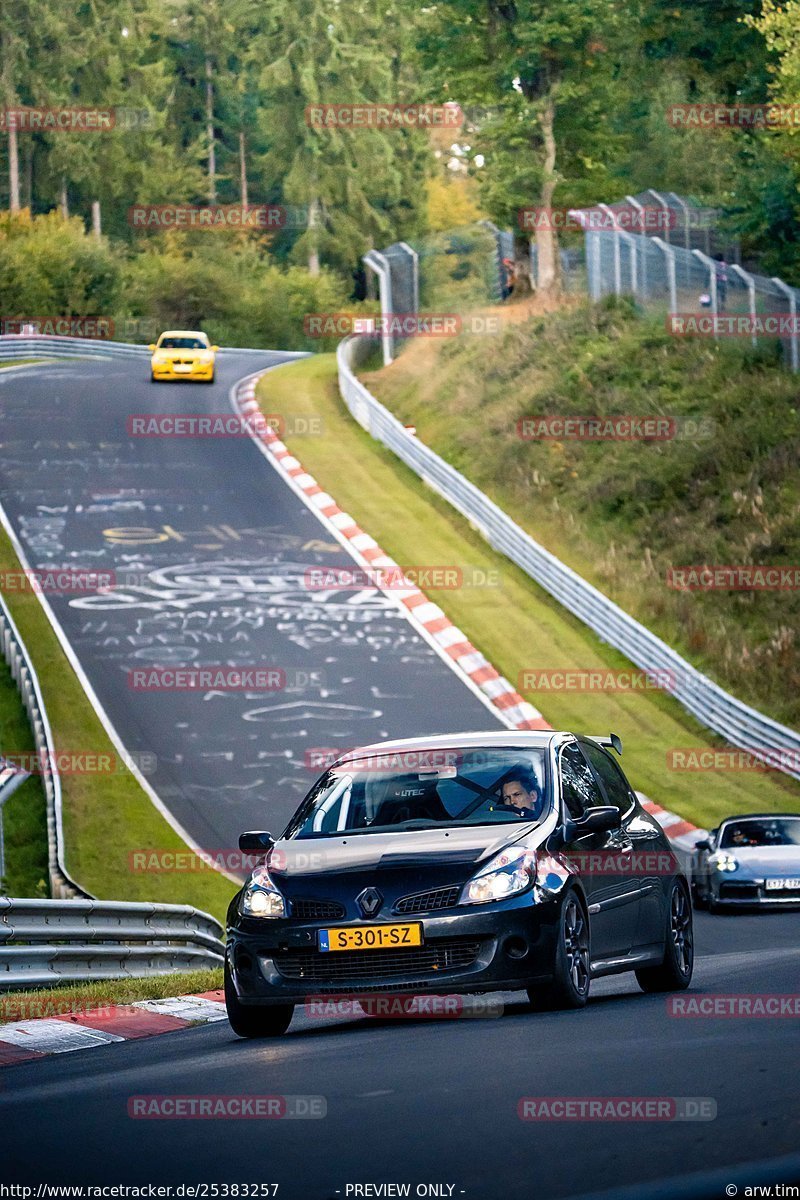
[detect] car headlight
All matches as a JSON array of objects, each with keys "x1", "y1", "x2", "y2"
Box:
[
  {"x1": 239, "y1": 865, "x2": 286, "y2": 918},
  {"x1": 153, "y1": 353, "x2": 168, "y2": 363},
  {"x1": 712, "y1": 853, "x2": 739, "y2": 872},
  {"x1": 461, "y1": 847, "x2": 537, "y2": 905}
]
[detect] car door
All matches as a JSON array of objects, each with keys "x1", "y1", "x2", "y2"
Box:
[
  {"x1": 579, "y1": 739, "x2": 665, "y2": 951},
  {"x1": 557, "y1": 740, "x2": 635, "y2": 961}
]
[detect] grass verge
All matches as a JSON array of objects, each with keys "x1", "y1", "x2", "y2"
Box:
[
  {"x1": 0, "y1": 968, "x2": 223, "y2": 1020},
  {"x1": 0, "y1": 652, "x2": 48, "y2": 897},
  {"x1": 256, "y1": 354, "x2": 799, "y2": 831},
  {"x1": 0, "y1": 521, "x2": 234, "y2": 921}
]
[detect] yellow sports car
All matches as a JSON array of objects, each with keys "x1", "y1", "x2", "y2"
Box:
[{"x1": 149, "y1": 330, "x2": 219, "y2": 384}]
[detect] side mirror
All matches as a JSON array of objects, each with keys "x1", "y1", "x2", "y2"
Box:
[
  {"x1": 239, "y1": 830, "x2": 274, "y2": 853},
  {"x1": 574, "y1": 805, "x2": 621, "y2": 834},
  {"x1": 694, "y1": 838, "x2": 711, "y2": 852},
  {"x1": 211, "y1": 345, "x2": 220, "y2": 352},
  {"x1": 148, "y1": 343, "x2": 156, "y2": 352}
]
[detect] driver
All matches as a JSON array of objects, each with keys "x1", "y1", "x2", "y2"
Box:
[{"x1": 499, "y1": 772, "x2": 542, "y2": 819}]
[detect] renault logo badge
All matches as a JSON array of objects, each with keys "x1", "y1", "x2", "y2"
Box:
[{"x1": 356, "y1": 887, "x2": 383, "y2": 917}]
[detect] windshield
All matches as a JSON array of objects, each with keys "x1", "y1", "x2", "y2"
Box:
[
  {"x1": 284, "y1": 749, "x2": 550, "y2": 839},
  {"x1": 720, "y1": 817, "x2": 800, "y2": 849},
  {"x1": 158, "y1": 335, "x2": 208, "y2": 349}
]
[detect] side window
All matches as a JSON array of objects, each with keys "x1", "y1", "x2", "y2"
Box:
[
  {"x1": 559, "y1": 743, "x2": 603, "y2": 820},
  {"x1": 580, "y1": 742, "x2": 634, "y2": 815}
]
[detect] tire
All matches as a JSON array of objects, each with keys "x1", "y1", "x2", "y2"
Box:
[
  {"x1": 636, "y1": 879, "x2": 694, "y2": 993},
  {"x1": 206, "y1": 373, "x2": 215, "y2": 385},
  {"x1": 527, "y1": 889, "x2": 590, "y2": 1011},
  {"x1": 150, "y1": 373, "x2": 158, "y2": 383},
  {"x1": 224, "y1": 962, "x2": 293, "y2": 1038}
]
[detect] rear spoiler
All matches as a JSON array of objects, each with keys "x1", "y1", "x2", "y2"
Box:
[{"x1": 587, "y1": 733, "x2": 623, "y2": 756}]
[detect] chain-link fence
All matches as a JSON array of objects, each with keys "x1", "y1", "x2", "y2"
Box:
[{"x1": 572, "y1": 192, "x2": 800, "y2": 370}]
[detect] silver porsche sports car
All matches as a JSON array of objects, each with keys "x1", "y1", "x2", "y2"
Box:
[{"x1": 692, "y1": 813, "x2": 800, "y2": 911}]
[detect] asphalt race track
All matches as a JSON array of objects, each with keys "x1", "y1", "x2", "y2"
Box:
[
  {"x1": 1, "y1": 356, "x2": 798, "y2": 1197},
  {"x1": 0, "y1": 353, "x2": 502, "y2": 855},
  {"x1": 1, "y1": 911, "x2": 798, "y2": 1197}
]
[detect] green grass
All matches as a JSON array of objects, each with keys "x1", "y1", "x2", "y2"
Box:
[
  {"x1": 0, "y1": 523, "x2": 234, "y2": 921},
  {"x1": 364, "y1": 297, "x2": 800, "y2": 731},
  {"x1": 0, "y1": 968, "x2": 223, "y2": 1017},
  {"x1": 256, "y1": 354, "x2": 799, "y2": 832},
  {"x1": 0, "y1": 360, "x2": 41, "y2": 369},
  {"x1": 0, "y1": 653, "x2": 49, "y2": 897}
]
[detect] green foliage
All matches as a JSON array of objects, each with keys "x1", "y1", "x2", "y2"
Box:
[
  {"x1": 0, "y1": 210, "x2": 119, "y2": 313},
  {"x1": 369, "y1": 298, "x2": 800, "y2": 728}
]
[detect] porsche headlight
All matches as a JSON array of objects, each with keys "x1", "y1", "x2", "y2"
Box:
[
  {"x1": 239, "y1": 865, "x2": 286, "y2": 918},
  {"x1": 461, "y1": 847, "x2": 537, "y2": 905},
  {"x1": 712, "y1": 853, "x2": 739, "y2": 873}
]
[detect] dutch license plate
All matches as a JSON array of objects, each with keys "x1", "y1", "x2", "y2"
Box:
[{"x1": 318, "y1": 923, "x2": 423, "y2": 953}]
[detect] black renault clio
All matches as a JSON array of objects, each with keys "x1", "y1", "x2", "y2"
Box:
[{"x1": 225, "y1": 731, "x2": 693, "y2": 1036}]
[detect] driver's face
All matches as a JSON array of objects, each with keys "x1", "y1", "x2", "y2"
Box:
[{"x1": 502, "y1": 781, "x2": 535, "y2": 810}]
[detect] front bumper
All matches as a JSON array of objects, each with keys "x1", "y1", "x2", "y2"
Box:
[
  {"x1": 227, "y1": 900, "x2": 561, "y2": 1006},
  {"x1": 712, "y1": 877, "x2": 800, "y2": 907}
]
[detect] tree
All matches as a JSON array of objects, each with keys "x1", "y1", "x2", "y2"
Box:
[{"x1": 419, "y1": 0, "x2": 621, "y2": 296}]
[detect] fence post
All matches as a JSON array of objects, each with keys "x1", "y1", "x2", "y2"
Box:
[
  {"x1": 667, "y1": 192, "x2": 692, "y2": 253},
  {"x1": 730, "y1": 263, "x2": 757, "y2": 348},
  {"x1": 647, "y1": 189, "x2": 672, "y2": 244},
  {"x1": 625, "y1": 196, "x2": 648, "y2": 299},
  {"x1": 772, "y1": 276, "x2": 799, "y2": 372},
  {"x1": 652, "y1": 237, "x2": 677, "y2": 314},
  {"x1": 362, "y1": 249, "x2": 394, "y2": 366},
  {"x1": 618, "y1": 231, "x2": 638, "y2": 297},
  {"x1": 599, "y1": 204, "x2": 621, "y2": 294},
  {"x1": 397, "y1": 242, "x2": 419, "y2": 315},
  {"x1": 693, "y1": 249, "x2": 718, "y2": 339}
]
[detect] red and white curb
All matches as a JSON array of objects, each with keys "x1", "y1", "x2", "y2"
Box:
[
  {"x1": 0, "y1": 990, "x2": 227, "y2": 1066},
  {"x1": 234, "y1": 374, "x2": 548, "y2": 733}
]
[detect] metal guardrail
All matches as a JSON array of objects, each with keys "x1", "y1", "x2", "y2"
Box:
[
  {"x1": 0, "y1": 334, "x2": 150, "y2": 360},
  {"x1": 0, "y1": 898, "x2": 225, "y2": 989},
  {"x1": 0, "y1": 594, "x2": 90, "y2": 899},
  {"x1": 337, "y1": 335, "x2": 800, "y2": 782}
]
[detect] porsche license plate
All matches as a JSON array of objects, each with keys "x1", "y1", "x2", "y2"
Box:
[{"x1": 318, "y1": 923, "x2": 422, "y2": 952}]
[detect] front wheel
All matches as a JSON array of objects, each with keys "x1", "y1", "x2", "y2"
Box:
[
  {"x1": 528, "y1": 890, "x2": 590, "y2": 1011},
  {"x1": 636, "y1": 879, "x2": 694, "y2": 993},
  {"x1": 224, "y1": 962, "x2": 293, "y2": 1038}
]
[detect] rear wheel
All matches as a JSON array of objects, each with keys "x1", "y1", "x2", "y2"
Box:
[
  {"x1": 527, "y1": 890, "x2": 590, "y2": 1011},
  {"x1": 224, "y1": 962, "x2": 293, "y2": 1038},
  {"x1": 636, "y1": 879, "x2": 693, "y2": 993}
]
